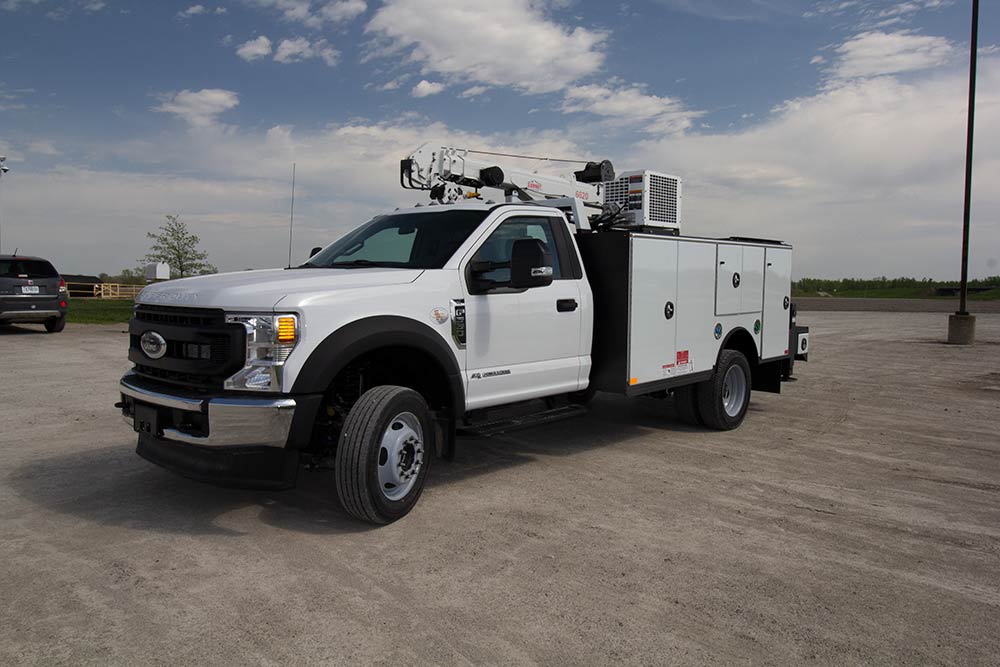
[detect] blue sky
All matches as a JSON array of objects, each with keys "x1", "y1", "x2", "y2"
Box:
[{"x1": 0, "y1": 0, "x2": 997, "y2": 278}]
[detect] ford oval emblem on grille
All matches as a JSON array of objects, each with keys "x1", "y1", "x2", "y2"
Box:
[{"x1": 140, "y1": 331, "x2": 167, "y2": 359}]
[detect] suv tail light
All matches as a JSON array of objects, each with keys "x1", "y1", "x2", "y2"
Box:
[{"x1": 58, "y1": 278, "x2": 67, "y2": 294}]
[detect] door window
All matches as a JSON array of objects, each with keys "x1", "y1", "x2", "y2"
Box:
[{"x1": 472, "y1": 217, "x2": 563, "y2": 284}]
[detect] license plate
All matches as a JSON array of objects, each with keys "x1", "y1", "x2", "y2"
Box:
[{"x1": 20, "y1": 286, "x2": 39, "y2": 294}]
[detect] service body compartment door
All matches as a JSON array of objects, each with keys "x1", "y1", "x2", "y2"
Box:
[
  {"x1": 675, "y1": 240, "x2": 718, "y2": 378},
  {"x1": 762, "y1": 247, "x2": 792, "y2": 360},
  {"x1": 740, "y1": 246, "x2": 765, "y2": 314},
  {"x1": 628, "y1": 237, "x2": 678, "y2": 385},
  {"x1": 716, "y1": 244, "x2": 742, "y2": 316}
]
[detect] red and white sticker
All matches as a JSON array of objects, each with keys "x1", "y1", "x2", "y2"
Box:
[{"x1": 674, "y1": 350, "x2": 692, "y2": 374}]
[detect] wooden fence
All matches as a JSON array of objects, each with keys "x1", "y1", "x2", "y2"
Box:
[{"x1": 66, "y1": 283, "x2": 144, "y2": 300}]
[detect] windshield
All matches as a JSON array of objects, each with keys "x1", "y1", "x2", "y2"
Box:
[
  {"x1": 301, "y1": 210, "x2": 489, "y2": 269},
  {"x1": 0, "y1": 259, "x2": 59, "y2": 279}
]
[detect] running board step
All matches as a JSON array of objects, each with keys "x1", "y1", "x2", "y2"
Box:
[{"x1": 459, "y1": 404, "x2": 587, "y2": 438}]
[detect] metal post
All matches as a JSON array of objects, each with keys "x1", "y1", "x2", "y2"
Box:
[
  {"x1": 948, "y1": 0, "x2": 979, "y2": 344},
  {"x1": 0, "y1": 156, "x2": 8, "y2": 255},
  {"x1": 958, "y1": 0, "x2": 979, "y2": 316}
]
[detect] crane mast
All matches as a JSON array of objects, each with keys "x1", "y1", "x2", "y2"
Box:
[
  {"x1": 400, "y1": 144, "x2": 682, "y2": 235},
  {"x1": 401, "y1": 145, "x2": 612, "y2": 204}
]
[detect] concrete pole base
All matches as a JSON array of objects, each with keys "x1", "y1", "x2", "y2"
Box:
[{"x1": 947, "y1": 314, "x2": 976, "y2": 345}]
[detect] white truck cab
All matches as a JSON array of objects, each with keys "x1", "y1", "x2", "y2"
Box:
[{"x1": 119, "y1": 148, "x2": 809, "y2": 524}]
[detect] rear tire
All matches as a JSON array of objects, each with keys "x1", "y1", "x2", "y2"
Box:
[
  {"x1": 696, "y1": 350, "x2": 751, "y2": 430},
  {"x1": 335, "y1": 385, "x2": 432, "y2": 524},
  {"x1": 44, "y1": 316, "x2": 66, "y2": 333},
  {"x1": 672, "y1": 384, "x2": 703, "y2": 426}
]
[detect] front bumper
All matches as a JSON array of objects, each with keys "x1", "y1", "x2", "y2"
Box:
[
  {"x1": 119, "y1": 372, "x2": 322, "y2": 489},
  {"x1": 120, "y1": 372, "x2": 298, "y2": 448}
]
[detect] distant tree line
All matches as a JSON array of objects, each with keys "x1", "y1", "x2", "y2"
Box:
[{"x1": 793, "y1": 276, "x2": 1000, "y2": 294}]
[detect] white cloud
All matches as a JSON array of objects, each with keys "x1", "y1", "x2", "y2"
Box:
[
  {"x1": 459, "y1": 86, "x2": 488, "y2": 98},
  {"x1": 828, "y1": 31, "x2": 956, "y2": 81},
  {"x1": 377, "y1": 77, "x2": 405, "y2": 91},
  {"x1": 273, "y1": 37, "x2": 339, "y2": 66},
  {"x1": 0, "y1": 83, "x2": 33, "y2": 112},
  {"x1": 810, "y1": 55, "x2": 825, "y2": 65},
  {"x1": 561, "y1": 83, "x2": 700, "y2": 134},
  {"x1": 0, "y1": 0, "x2": 44, "y2": 10},
  {"x1": 244, "y1": 0, "x2": 366, "y2": 27},
  {"x1": 177, "y1": 4, "x2": 206, "y2": 18},
  {"x1": 236, "y1": 35, "x2": 273, "y2": 61},
  {"x1": 215, "y1": 6, "x2": 227, "y2": 13},
  {"x1": 27, "y1": 140, "x2": 59, "y2": 155},
  {"x1": 2, "y1": 121, "x2": 587, "y2": 273},
  {"x1": 319, "y1": 0, "x2": 366, "y2": 22},
  {"x1": 365, "y1": 0, "x2": 606, "y2": 94},
  {"x1": 153, "y1": 89, "x2": 240, "y2": 128},
  {"x1": 3, "y1": 0, "x2": 105, "y2": 14},
  {"x1": 411, "y1": 80, "x2": 444, "y2": 97},
  {"x1": 651, "y1": 0, "x2": 801, "y2": 21},
  {"x1": 810, "y1": 0, "x2": 954, "y2": 30},
  {"x1": 630, "y1": 56, "x2": 1000, "y2": 278}
]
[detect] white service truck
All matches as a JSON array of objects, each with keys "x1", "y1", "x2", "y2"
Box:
[{"x1": 118, "y1": 146, "x2": 809, "y2": 524}]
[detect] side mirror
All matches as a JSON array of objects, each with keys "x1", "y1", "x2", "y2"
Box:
[
  {"x1": 309, "y1": 246, "x2": 322, "y2": 258},
  {"x1": 510, "y1": 238, "x2": 554, "y2": 289}
]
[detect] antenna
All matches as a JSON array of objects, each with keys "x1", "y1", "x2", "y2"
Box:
[{"x1": 286, "y1": 162, "x2": 296, "y2": 268}]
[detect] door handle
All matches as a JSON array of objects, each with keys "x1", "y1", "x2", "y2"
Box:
[{"x1": 557, "y1": 299, "x2": 578, "y2": 312}]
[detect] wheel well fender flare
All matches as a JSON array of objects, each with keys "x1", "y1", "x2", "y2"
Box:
[
  {"x1": 718, "y1": 327, "x2": 759, "y2": 369},
  {"x1": 290, "y1": 315, "x2": 465, "y2": 416}
]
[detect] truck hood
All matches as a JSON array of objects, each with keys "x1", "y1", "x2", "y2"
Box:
[{"x1": 136, "y1": 267, "x2": 424, "y2": 311}]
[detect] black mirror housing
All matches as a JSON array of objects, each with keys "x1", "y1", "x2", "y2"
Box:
[
  {"x1": 510, "y1": 238, "x2": 554, "y2": 289},
  {"x1": 309, "y1": 246, "x2": 323, "y2": 258}
]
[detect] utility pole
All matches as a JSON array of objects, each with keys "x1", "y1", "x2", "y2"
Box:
[
  {"x1": 948, "y1": 0, "x2": 979, "y2": 345},
  {"x1": 0, "y1": 156, "x2": 9, "y2": 255}
]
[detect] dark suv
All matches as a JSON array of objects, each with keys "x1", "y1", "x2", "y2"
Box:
[{"x1": 0, "y1": 255, "x2": 68, "y2": 333}]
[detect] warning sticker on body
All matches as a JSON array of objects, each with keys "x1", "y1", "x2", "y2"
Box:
[
  {"x1": 663, "y1": 351, "x2": 692, "y2": 377},
  {"x1": 675, "y1": 350, "x2": 692, "y2": 374}
]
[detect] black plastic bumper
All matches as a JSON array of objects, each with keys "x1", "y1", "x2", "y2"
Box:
[{"x1": 136, "y1": 434, "x2": 300, "y2": 490}]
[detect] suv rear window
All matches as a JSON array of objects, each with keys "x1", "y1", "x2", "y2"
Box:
[{"x1": 0, "y1": 260, "x2": 59, "y2": 278}]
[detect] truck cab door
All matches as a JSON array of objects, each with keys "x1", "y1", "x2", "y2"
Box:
[{"x1": 461, "y1": 213, "x2": 585, "y2": 411}]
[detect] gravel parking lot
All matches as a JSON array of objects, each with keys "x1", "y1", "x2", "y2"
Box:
[{"x1": 1, "y1": 312, "x2": 999, "y2": 666}]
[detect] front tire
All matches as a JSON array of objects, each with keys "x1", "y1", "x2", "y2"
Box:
[
  {"x1": 696, "y1": 350, "x2": 751, "y2": 430},
  {"x1": 335, "y1": 386, "x2": 432, "y2": 524},
  {"x1": 44, "y1": 316, "x2": 66, "y2": 333}
]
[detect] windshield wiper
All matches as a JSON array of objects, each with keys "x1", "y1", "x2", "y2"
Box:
[
  {"x1": 291, "y1": 259, "x2": 405, "y2": 269},
  {"x1": 329, "y1": 259, "x2": 398, "y2": 268}
]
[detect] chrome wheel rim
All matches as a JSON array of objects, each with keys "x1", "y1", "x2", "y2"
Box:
[
  {"x1": 377, "y1": 412, "x2": 424, "y2": 501},
  {"x1": 722, "y1": 365, "x2": 748, "y2": 418}
]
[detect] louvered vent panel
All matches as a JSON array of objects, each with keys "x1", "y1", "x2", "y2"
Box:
[{"x1": 648, "y1": 173, "x2": 679, "y2": 226}]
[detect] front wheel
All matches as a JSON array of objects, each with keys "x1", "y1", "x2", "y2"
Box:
[
  {"x1": 335, "y1": 386, "x2": 432, "y2": 524},
  {"x1": 696, "y1": 350, "x2": 751, "y2": 430}
]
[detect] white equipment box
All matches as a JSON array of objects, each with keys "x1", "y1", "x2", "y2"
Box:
[
  {"x1": 577, "y1": 232, "x2": 792, "y2": 393},
  {"x1": 601, "y1": 170, "x2": 682, "y2": 233}
]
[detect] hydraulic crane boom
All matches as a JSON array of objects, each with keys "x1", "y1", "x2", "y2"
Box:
[{"x1": 401, "y1": 144, "x2": 613, "y2": 205}]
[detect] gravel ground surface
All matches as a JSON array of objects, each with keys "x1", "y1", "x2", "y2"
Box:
[
  {"x1": 1, "y1": 313, "x2": 999, "y2": 666},
  {"x1": 795, "y1": 297, "x2": 1000, "y2": 313}
]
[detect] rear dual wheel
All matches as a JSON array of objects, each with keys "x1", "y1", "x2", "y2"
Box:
[
  {"x1": 335, "y1": 386, "x2": 432, "y2": 524},
  {"x1": 673, "y1": 350, "x2": 751, "y2": 431}
]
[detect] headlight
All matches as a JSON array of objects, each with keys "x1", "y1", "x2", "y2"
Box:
[{"x1": 224, "y1": 313, "x2": 299, "y2": 391}]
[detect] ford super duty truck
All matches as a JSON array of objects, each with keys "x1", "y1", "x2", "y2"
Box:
[{"x1": 118, "y1": 146, "x2": 809, "y2": 524}]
